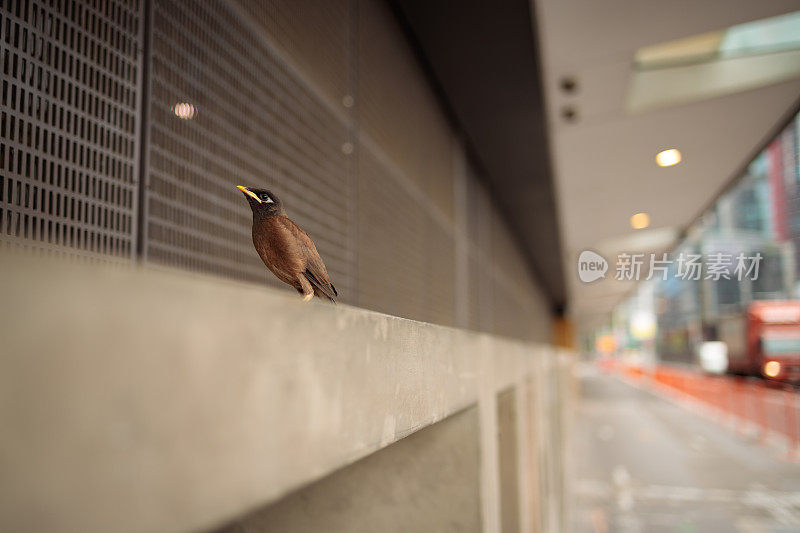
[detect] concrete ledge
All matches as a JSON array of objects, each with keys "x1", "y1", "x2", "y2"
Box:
[{"x1": 0, "y1": 252, "x2": 562, "y2": 532}]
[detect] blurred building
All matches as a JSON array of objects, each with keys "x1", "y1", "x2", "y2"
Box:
[{"x1": 650, "y1": 111, "x2": 800, "y2": 364}]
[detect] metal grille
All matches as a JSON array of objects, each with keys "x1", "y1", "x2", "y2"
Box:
[
  {"x1": 356, "y1": 147, "x2": 437, "y2": 321},
  {"x1": 357, "y1": 0, "x2": 454, "y2": 222},
  {"x1": 0, "y1": 0, "x2": 141, "y2": 259},
  {"x1": 233, "y1": 0, "x2": 351, "y2": 110},
  {"x1": 465, "y1": 173, "x2": 495, "y2": 332},
  {"x1": 144, "y1": 0, "x2": 354, "y2": 294},
  {"x1": 353, "y1": 0, "x2": 459, "y2": 324},
  {"x1": 426, "y1": 220, "x2": 455, "y2": 325},
  {"x1": 0, "y1": 0, "x2": 552, "y2": 341}
]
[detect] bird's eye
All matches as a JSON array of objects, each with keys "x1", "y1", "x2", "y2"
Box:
[{"x1": 260, "y1": 194, "x2": 273, "y2": 203}]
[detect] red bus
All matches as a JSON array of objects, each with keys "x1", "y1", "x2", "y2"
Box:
[{"x1": 718, "y1": 301, "x2": 800, "y2": 382}]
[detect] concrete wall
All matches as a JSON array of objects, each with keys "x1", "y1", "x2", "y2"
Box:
[
  {"x1": 216, "y1": 407, "x2": 482, "y2": 533},
  {"x1": 498, "y1": 388, "x2": 521, "y2": 533},
  {"x1": 0, "y1": 252, "x2": 573, "y2": 533}
]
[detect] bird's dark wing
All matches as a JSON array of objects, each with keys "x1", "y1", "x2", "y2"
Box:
[{"x1": 279, "y1": 217, "x2": 337, "y2": 302}]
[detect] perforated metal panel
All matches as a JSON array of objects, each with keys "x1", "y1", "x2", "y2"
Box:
[
  {"x1": 357, "y1": 0, "x2": 453, "y2": 222},
  {"x1": 233, "y1": 0, "x2": 351, "y2": 109},
  {"x1": 356, "y1": 147, "x2": 428, "y2": 318},
  {"x1": 0, "y1": 0, "x2": 552, "y2": 341},
  {"x1": 465, "y1": 171, "x2": 495, "y2": 333},
  {"x1": 0, "y1": 0, "x2": 141, "y2": 259},
  {"x1": 144, "y1": 0, "x2": 354, "y2": 295},
  {"x1": 426, "y1": 220, "x2": 455, "y2": 325}
]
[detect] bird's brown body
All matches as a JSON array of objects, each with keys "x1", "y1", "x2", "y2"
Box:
[
  {"x1": 237, "y1": 186, "x2": 337, "y2": 302},
  {"x1": 252, "y1": 215, "x2": 336, "y2": 301}
]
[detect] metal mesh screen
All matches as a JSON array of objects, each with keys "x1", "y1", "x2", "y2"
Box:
[
  {"x1": 144, "y1": 0, "x2": 354, "y2": 294},
  {"x1": 0, "y1": 0, "x2": 551, "y2": 341},
  {"x1": 465, "y1": 173, "x2": 495, "y2": 332},
  {"x1": 356, "y1": 148, "x2": 425, "y2": 318},
  {"x1": 353, "y1": 0, "x2": 459, "y2": 325},
  {"x1": 0, "y1": 0, "x2": 141, "y2": 259},
  {"x1": 357, "y1": 0, "x2": 453, "y2": 222},
  {"x1": 233, "y1": 0, "x2": 351, "y2": 110}
]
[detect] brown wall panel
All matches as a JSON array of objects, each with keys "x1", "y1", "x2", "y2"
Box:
[
  {"x1": 235, "y1": 0, "x2": 351, "y2": 110},
  {"x1": 357, "y1": 0, "x2": 454, "y2": 222}
]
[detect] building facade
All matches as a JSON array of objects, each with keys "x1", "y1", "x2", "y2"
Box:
[{"x1": 0, "y1": 0, "x2": 552, "y2": 341}]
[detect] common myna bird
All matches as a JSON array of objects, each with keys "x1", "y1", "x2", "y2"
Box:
[{"x1": 237, "y1": 186, "x2": 338, "y2": 303}]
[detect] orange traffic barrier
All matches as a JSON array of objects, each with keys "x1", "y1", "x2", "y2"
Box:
[{"x1": 613, "y1": 361, "x2": 800, "y2": 459}]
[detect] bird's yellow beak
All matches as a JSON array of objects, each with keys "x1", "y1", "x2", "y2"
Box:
[{"x1": 237, "y1": 185, "x2": 262, "y2": 203}]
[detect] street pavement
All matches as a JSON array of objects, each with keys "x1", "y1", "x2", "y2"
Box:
[{"x1": 569, "y1": 365, "x2": 800, "y2": 532}]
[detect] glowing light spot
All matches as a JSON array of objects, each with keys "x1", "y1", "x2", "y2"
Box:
[
  {"x1": 630, "y1": 212, "x2": 650, "y2": 230},
  {"x1": 656, "y1": 148, "x2": 681, "y2": 167},
  {"x1": 596, "y1": 334, "x2": 617, "y2": 354},
  {"x1": 764, "y1": 360, "x2": 781, "y2": 378},
  {"x1": 173, "y1": 102, "x2": 196, "y2": 120},
  {"x1": 630, "y1": 311, "x2": 656, "y2": 340}
]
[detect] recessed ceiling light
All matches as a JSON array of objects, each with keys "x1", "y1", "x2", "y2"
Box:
[
  {"x1": 656, "y1": 148, "x2": 681, "y2": 167},
  {"x1": 630, "y1": 212, "x2": 650, "y2": 229}
]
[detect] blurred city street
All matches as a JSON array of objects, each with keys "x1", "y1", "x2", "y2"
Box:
[{"x1": 571, "y1": 365, "x2": 800, "y2": 532}]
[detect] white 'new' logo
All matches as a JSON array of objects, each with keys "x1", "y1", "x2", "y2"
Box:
[{"x1": 578, "y1": 250, "x2": 608, "y2": 283}]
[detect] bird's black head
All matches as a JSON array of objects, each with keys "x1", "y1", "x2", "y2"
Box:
[{"x1": 237, "y1": 186, "x2": 285, "y2": 219}]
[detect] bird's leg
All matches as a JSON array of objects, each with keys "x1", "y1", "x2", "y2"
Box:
[{"x1": 296, "y1": 274, "x2": 314, "y2": 302}]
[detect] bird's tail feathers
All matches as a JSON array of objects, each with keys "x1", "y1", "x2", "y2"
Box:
[{"x1": 304, "y1": 269, "x2": 337, "y2": 303}]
